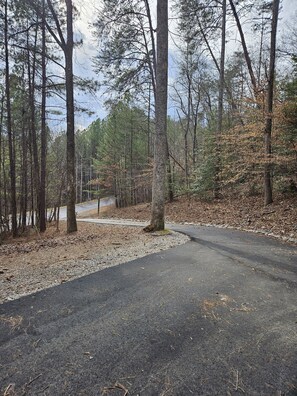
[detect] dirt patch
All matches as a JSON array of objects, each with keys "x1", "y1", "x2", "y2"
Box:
[{"x1": 201, "y1": 294, "x2": 234, "y2": 318}]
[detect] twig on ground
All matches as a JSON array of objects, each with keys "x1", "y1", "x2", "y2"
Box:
[
  {"x1": 101, "y1": 381, "x2": 129, "y2": 396},
  {"x1": 3, "y1": 384, "x2": 15, "y2": 396},
  {"x1": 21, "y1": 373, "x2": 42, "y2": 395},
  {"x1": 235, "y1": 370, "x2": 239, "y2": 391},
  {"x1": 160, "y1": 376, "x2": 173, "y2": 396},
  {"x1": 33, "y1": 338, "x2": 42, "y2": 348},
  {"x1": 229, "y1": 369, "x2": 245, "y2": 393}
]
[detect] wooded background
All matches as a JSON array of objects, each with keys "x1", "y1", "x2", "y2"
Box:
[{"x1": 0, "y1": 0, "x2": 296, "y2": 238}]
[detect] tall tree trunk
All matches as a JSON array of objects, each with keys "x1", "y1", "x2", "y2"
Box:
[
  {"x1": 27, "y1": 26, "x2": 40, "y2": 227},
  {"x1": 147, "y1": 83, "x2": 152, "y2": 157},
  {"x1": 184, "y1": 44, "x2": 192, "y2": 188},
  {"x1": 40, "y1": 0, "x2": 78, "y2": 232},
  {"x1": 65, "y1": 0, "x2": 77, "y2": 232},
  {"x1": 39, "y1": 0, "x2": 47, "y2": 232},
  {"x1": 144, "y1": 0, "x2": 173, "y2": 203},
  {"x1": 30, "y1": 150, "x2": 35, "y2": 227},
  {"x1": 214, "y1": 0, "x2": 226, "y2": 198},
  {"x1": 145, "y1": 0, "x2": 168, "y2": 232},
  {"x1": 264, "y1": 0, "x2": 280, "y2": 205},
  {"x1": 192, "y1": 101, "x2": 199, "y2": 165},
  {"x1": 0, "y1": 96, "x2": 4, "y2": 227},
  {"x1": 257, "y1": 14, "x2": 265, "y2": 85},
  {"x1": 166, "y1": 142, "x2": 174, "y2": 202},
  {"x1": 4, "y1": 0, "x2": 17, "y2": 237},
  {"x1": 20, "y1": 92, "x2": 28, "y2": 231}
]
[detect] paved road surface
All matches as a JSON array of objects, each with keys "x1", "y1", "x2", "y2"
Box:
[
  {"x1": 0, "y1": 224, "x2": 296, "y2": 395},
  {"x1": 59, "y1": 200, "x2": 99, "y2": 220}
]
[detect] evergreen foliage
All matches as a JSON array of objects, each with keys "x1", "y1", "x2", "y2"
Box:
[{"x1": 0, "y1": 0, "x2": 297, "y2": 240}]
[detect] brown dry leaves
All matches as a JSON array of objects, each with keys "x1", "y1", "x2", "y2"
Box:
[
  {"x1": 0, "y1": 223, "x2": 126, "y2": 257},
  {"x1": 105, "y1": 194, "x2": 297, "y2": 242}
]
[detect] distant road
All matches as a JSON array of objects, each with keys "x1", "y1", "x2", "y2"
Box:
[{"x1": 58, "y1": 200, "x2": 98, "y2": 219}]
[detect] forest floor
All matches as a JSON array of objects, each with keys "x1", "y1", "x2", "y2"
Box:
[
  {"x1": 0, "y1": 193, "x2": 296, "y2": 304},
  {"x1": 92, "y1": 193, "x2": 297, "y2": 243}
]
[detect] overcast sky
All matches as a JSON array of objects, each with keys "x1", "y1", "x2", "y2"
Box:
[{"x1": 64, "y1": 0, "x2": 297, "y2": 131}]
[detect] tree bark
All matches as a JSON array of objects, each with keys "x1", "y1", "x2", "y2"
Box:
[
  {"x1": 4, "y1": 0, "x2": 17, "y2": 237},
  {"x1": 0, "y1": 98, "x2": 3, "y2": 225},
  {"x1": 214, "y1": 0, "x2": 226, "y2": 198},
  {"x1": 20, "y1": 100, "x2": 28, "y2": 231},
  {"x1": 39, "y1": 0, "x2": 47, "y2": 232},
  {"x1": 264, "y1": 0, "x2": 280, "y2": 205},
  {"x1": 145, "y1": 0, "x2": 168, "y2": 232},
  {"x1": 143, "y1": 0, "x2": 173, "y2": 203},
  {"x1": 27, "y1": 26, "x2": 41, "y2": 228},
  {"x1": 65, "y1": 0, "x2": 77, "y2": 232}
]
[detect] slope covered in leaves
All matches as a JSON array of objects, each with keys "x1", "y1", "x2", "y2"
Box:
[{"x1": 103, "y1": 194, "x2": 297, "y2": 243}]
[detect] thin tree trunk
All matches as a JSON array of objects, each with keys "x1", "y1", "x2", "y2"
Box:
[
  {"x1": 147, "y1": 83, "x2": 152, "y2": 157},
  {"x1": 229, "y1": 0, "x2": 258, "y2": 98},
  {"x1": 130, "y1": 110, "x2": 134, "y2": 205},
  {"x1": 264, "y1": 0, "x2": 280, "y2": 205},
  {"x1": 197, "y1": 17, "x2": 238, "y2": 115},
  {"x1": 145, "y1": 0, "x2": 168, "y2": 232},
  {"x1": 80, "y1": 157, "x2": 83, "y2": 203},
  {"x1": 40, "y1": 0, "x2": 77, "y2": 232},
  {"x1": 4, "y1": 0, "x2": 17, "y2": 237},
  {"x1": 39, "y1": 0, "x2": 47, "y2": 232},
  {"x1": 166, "y1": 143, "x2": 174, "y2": 202},
  {"x1": 0, "y1": 96, "x2": 4, "y2": 229},
  {"x1": 20, "y1": 101, "x2": 28, "y2": 231},
  {"x1": 257, "y1": 14, "x2": 265, "y2": 85},
  {"x1": 214, "y1": 0, "x2": 226, "y2": 198},
  {"x1": 30, "y1": 150, "x2": 35, "y2": 227},
  {"x1": 27, "y1": 26, "x2": 41, "y2": 227},
  {"x1": 184, "y1": 43, "x2": 192, "y2": 188},
  {"x1": 192, "y1": 101, "x2": 199, "y2": 165},
  {"x1": 65, "y1": 0, "x2": 77, "y2": 232},
  {"x1": 143, "y1": 0, "x2": 156, "y2": 96}
]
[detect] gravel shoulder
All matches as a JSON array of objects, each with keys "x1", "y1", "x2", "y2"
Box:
[
  {"x1": 0, "y1": 222, "x2": 188, "y2": 304},
  {"x1": 1, "y1": 224, "x2": 296, "y2": 395}
]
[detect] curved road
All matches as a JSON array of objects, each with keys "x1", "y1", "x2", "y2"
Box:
[{"x1": 0, "y1": 223, "x2": 296, "y2": 395}]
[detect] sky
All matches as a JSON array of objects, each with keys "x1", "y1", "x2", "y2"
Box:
[{"x1": 54, "y1": 0, "x2": 297, "y2": 132}]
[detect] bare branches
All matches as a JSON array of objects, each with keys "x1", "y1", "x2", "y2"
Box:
[{"x1": 46, "y1": 0, "x2": 66, "y2": 49}]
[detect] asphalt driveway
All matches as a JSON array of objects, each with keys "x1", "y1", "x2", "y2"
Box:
[{"x1": 0, "y1": 225, "x2": 296, "y2": 395}]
